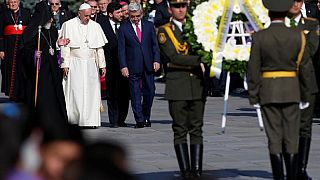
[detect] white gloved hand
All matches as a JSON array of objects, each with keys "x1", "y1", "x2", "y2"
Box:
[
  {"x1": 299, "y1": 102, "x2": 310, "y2": 110},
  {"x1": 253, "y1": 104, "x2": 260, "y2": 109}
]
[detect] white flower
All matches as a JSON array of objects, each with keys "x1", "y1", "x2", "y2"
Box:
[
  {"x1": 237, "y1": 46, "x2": 251, "y2": 61},
  {"x1": 233, "y1": 4, "x2": 241, "y2": 14},
  {"x1": 192, "y1": 0, "x2": 267, "y2": 62}
]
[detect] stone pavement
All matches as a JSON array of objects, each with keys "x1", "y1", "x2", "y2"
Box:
[
  {"x1": 0, "y1": 81, "x2": 318, "y2": 179},
  {"x1": 82, "y1": 82, "x2": 320, "y2": 180}
]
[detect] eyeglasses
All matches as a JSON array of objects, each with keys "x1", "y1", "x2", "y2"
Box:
[
  {"x1": 171, "y1": 4, "x2": 187, "y2": 8},
  {"x1": 50, "y1": 3, "x2": 60, "y2": 5},
  {"x1": 91, "y1": 6, "x2": 98, "y2": 8}
]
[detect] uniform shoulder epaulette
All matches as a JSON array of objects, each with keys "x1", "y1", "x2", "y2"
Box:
[{"x1": 160, "y1": 23, "x2": 171, "y2": 28}]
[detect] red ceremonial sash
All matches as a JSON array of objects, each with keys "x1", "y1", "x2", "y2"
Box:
[{"x1": 4, "y1": 25, "x2": 26, "y2": 35}]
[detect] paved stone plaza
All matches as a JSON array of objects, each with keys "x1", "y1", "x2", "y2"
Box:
[
  {"x1": 82, "y1": 82, "x2": 320, "y2": 180},
  {"x1": 1, "y1": 82, "x2": 319, "y2": 179}
]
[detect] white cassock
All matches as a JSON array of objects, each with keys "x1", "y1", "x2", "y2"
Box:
[{"x1": 59, "y1": 17, "x2": 108, "y2": 126}]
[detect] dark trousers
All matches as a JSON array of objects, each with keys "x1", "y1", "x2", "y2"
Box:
[
  {"x1": 261, "y1": 103, "x2": 300, "y2": 154},
  {"x1": 300, "y1": 94, "x2": 316, "y2": 138},
  {"x1": 107, "y1": 97, "x2": 130, "y2": 125},
  {"x1": 128, "y1": 71, "x2": 155, "y2": 123},
  {"x1": 169, "y1": 100, "x2": 205, "y2": 145}
]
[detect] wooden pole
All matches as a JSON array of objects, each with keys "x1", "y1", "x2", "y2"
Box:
[{"x1": 34, "y1": 26, "x2": 41, "y2": 107}]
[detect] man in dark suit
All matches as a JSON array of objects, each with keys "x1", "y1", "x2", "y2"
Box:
[
  {"x1": 157, "y1": 0, "x2": 205, "y2": 178},
  {"x1": 97, "y1": 2, "x2": 130, "y2": 128},
  {"x1": 248, "y1": 0, "x2": 312, "y2": 179},
  {"x1": 306, "y1": 1, "x2": 320, "y2": 119},
  {"x1": 118, "y1": 2, "x2": 160, "y2": 128},
  {"x1": 288, "y1": 1, "x2": 319, "y2": 179},
  {"x1": 305, "y1": 1, "x2": 320, "y2": 20},
  {"x1": 49, "y1": 0, "x2": 73, "y2": 30},
  {"x1": 154, "y1": 0, "x2": 171, "y2": 28}
]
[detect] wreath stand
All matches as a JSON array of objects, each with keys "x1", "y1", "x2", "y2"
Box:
[{"x1": 220, "y1": 21, "x2": 264, "y2": 133}]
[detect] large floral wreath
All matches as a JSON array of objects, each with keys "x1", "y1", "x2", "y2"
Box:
[{"x1": 184, "y1": 0, "x2": 269, "y2": 77}]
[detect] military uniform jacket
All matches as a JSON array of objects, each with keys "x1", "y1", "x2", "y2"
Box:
[
  {"x1": 297, "y1": 17, "x2": 319, "y2": 94},
  {"x1": 157, "y1": 22, "x2": 204, "y2": 101},
  {"x1": 248, "y1": 22, "x2": 310, "y2": 105}
]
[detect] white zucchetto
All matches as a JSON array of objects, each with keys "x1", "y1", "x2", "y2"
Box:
[{"x1": 79, "y1": 3, "x2": 91, "y2": 11}]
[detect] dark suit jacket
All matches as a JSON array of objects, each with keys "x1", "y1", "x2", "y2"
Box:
[
  {"x1": 53, "y1": 8, "x2": 73, "y2": 30},
  {"x1": 305, "y1": 2, "x2": 320, "y2": 20},
  {"x1": 118, "y1": 19, "x2": 160, "y2": 74},
  {"x1": 154, "y1": 0, "x2": 171, "y2": 28},
  {"x1": 248, "y1": 23, "x2": 311, "y2": 105},
  {"x1": 97, "y1": 15, "x2": 126, "y2": 99}
]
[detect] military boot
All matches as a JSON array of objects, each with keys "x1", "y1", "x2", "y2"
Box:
[
  {"x1": 174, "y1": 143, "x2": 191, "y2": 179},
  {"x1": 298, "y1": 137, "x2": 312, "y2": 180},
  {"x1": 283, "y1": 153, "x2": 298, "y2": 180},
  {"x1": 269, "y1": 154, "x2": 284, "y2": 180},
  {"x1": 190, "y1": 144, "x2": 203, "y2": 179}
]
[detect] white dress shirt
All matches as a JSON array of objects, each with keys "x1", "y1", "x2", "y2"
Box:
[
  {"x1": 131, "y1": 20, "x2": 142, "y2": 36},
  {"x1": 172, "y1": 19, "x2": 183, "y2": 32},
  {"x1": 109, "y1": 19, "x2": 119, "y2": 34}
]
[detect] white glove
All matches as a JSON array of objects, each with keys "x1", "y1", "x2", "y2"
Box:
[
  {"x1": 299, "y1": 102, "x2": 310, "y2": 110},
  {"x1": 253, "y1": 104, "x2": 260, "y2": 109}
]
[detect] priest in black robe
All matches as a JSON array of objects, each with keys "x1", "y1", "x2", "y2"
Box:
[
  {"x1": 22, "y1": 1, "x2": 68, "y2": 123},
  {"x1": 0, "y1": 0, "x2": 30, "y2": 101}
]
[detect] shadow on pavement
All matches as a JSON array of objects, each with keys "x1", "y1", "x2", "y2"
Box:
[
  {"x1": 227, "y1": 112, "x2": 257, "y2": 117},
  {"x1": 135, "y1": 169, "x2": 272, "y2": 180}
]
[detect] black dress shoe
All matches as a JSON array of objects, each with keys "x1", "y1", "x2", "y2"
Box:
[
  {"x1": 145, "y1": 120, "x2": 151, "y2": 127},
  {"x1": 118, "y1": 122, "x2": 128, "y2": 127},
  {"x1": 109, "y1": 124, "x2": 119, "y2": 128},
  {"x1": 81, "y1": 126, "x2": 98, "y2": 129},
  {"x1": 134, "y1": 122, "x2": 145, "y2": 128}
]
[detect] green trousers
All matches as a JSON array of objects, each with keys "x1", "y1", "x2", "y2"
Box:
[
  {"x1": 169, "y1": 100, "x2": 205, "y2": 145},
  {"x1": 261, "y1": 103, "x2": 300, "y2": 154}
]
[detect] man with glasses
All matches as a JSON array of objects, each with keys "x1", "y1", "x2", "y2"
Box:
[
  {"x1": 287, "y1": 0, "x2": 319, "y2": 179},
  {"x1": 0, "y1": 0, "x2": 31, "y2": 101},
  {"x1": 87, "y1": 0, "x2": 99, "y2": 21},
  {"x1": 50, "y1": 0, "x2": 73, "y2": 31},
  {"x1": 118, "y1": 2, "x2": 160, "y2": 128},
  {"x1": 157, "y1": 0, "x2": 205, "y2": 178}
]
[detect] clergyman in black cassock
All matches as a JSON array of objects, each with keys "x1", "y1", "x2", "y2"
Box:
[
  {"x1": 0, "y1": 1, "x2": 30, "y2": 101},
  {"x1": 22, "y1": 1, "x2": 68, "y2": 123}
]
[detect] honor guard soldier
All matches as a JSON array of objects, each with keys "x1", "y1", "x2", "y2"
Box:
[
  {"x1": 157, "y1": 0, "x2": 206, "y2": 179},
  {"x1": 248, "y1": 0, "x2": 313, "y2": 179},
  {"x1": 287, "y1": 1, "x2": 319, "y2": 179}
]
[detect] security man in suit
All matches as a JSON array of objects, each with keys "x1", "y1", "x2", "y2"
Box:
[
  {"x1": 288, "y1": 1, "x2": 319, "y2": 179},
  {"x1": 49, "y1": 0, "x2": 73, "y2": 30},
  {"x1": 248, "y1": 0, "x2": 312, "y2": 179},
  {"x1": 157, "y1": 0, "x2": 205, "y2": 178}
]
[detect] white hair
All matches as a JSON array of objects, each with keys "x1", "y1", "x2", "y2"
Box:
[{"x1": 128, "y1": 2, "x2": 142, "y2": 13}]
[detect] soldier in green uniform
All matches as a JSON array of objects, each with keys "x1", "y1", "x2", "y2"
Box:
[
  {"x1": 248, "y1": 0, "x2": 312, "y2": 179},
  {"x1": 157, "y1": 0, "x2": 206, "y2": 179},
  {"x1": 287, "y1": 1, "x2": 319, "y2": 179}
]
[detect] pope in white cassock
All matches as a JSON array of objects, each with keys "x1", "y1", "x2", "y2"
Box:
[{"x1": 59, "y1": 3, "x2": 108, "y2": 127}]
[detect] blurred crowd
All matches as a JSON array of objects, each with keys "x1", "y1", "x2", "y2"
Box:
[{"x1": 0, "y1": 103, "x2": 134, "y2": 180}]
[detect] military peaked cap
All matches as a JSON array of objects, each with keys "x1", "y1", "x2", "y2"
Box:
[
  {"x1": 262, "y1": 0, "x2": 294, "y2": 12},
  {"x1": 169, "y1": 0, "x2": 188, "y2": 5}
]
